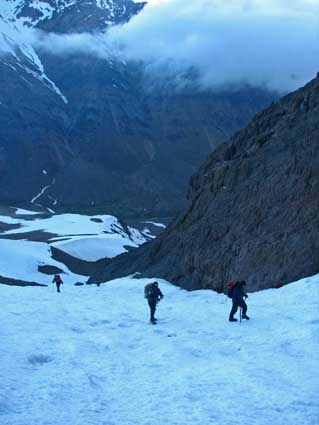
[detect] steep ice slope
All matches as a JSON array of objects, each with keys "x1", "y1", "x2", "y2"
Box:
[{"x1": 0, "y1": 274, "x2": 318, "y2": 425}]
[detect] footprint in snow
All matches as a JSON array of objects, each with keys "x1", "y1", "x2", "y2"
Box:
[
  {"x1": 187, "y1": 330, "x2": 199, "y2": 335},
  {"x1": 28, "y1": 354, "x2": 53, "y2": 366},
  {"x1": 89, "y1": 319, "x2": 112, "y2": 327},
  {"x1": 118, "y1": 322, "x2": 132, "y2": 328},
  {"x1": 88, "y1": 374, "x2": 107, "y2": 388},
  {"x1": 71, "y1": 327, "x2": 85, "y2": 334},
  {"x1": 0, "y1": 396, "x2": 14, "y2": 414}
]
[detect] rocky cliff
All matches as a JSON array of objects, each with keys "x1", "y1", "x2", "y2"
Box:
[{"x1": 89, "y1": 73, "x2": 319, "y2": 291}]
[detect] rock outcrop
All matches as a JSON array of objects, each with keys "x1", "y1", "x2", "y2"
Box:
[{"x1": 89, "y1": 73, "x2": 319, "y2": 291}]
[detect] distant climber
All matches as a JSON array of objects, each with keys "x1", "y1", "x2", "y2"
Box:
[
  {"x1": 52, "y1": 274, "x2": 63, "y2": 293},
  {"x1": 228, "y1": 280, "x2": 250, "y2": 322},
  {"x1": 144, "y1": 281, "x2": 164, "y2": 324}
]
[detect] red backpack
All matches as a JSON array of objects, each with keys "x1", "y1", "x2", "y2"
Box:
[
  {"x1": 54, "y1": 275, "x2": 62, "y2": 284},
  {"x1": 227, "y1": 280, "x2": 237, "y2": 298}
]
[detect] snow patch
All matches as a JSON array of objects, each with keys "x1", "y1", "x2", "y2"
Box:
[
  {"x1": 14, "y1": 208, "x2": 42, "y2": 216},
  {"x1": 30, "y1": 178, "x2": 55, "y2": 204},
  {"x1": 0, "y1": 238, "x2": 83, "y2": 284},
  {"x1": 143, "y1": 221, "x2": 166, "y2": 229},
  {"x1": 0, "y1": 14, "x2": 68, "y2": 103},
  {"x1": 53, "y1": 234, "x2": 137, "y2": 261}
]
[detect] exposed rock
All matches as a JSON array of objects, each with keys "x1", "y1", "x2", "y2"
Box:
[
  {"x1": 0, "y1": 275, "x2": 47, "y2": 287},
  {"x1": 51, "y1": 246, "x2": 111, "y2": 276},
  {"x1": 89, "y1": 74, "x2": 319, "y2": 292},
  {"x1": 0, "y1": 231, "x2": 58, "y2": 242},
  {"x1": 38, "y1": 265, "x2": 64, "y2": 275},
  {"x1": 0, "y1": 222, "x2": 21, "y2": 232},
  {"x1": 90, "y1": 218, "x2": 103, "y2": 223}
]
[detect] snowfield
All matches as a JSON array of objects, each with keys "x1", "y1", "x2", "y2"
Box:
[
  {"x1": 0, "y1": 213, "x2": 153, "y2": 282},
  {"x1": 52, "y1": 234, "x2": 138, "y2": 262},
  {"x1": 0, "y1": 275, "x2": 318, "y2": 425},
  {"x1": 0, "y1": 239, "x2": 85, "y2": 285},
  {"x1": 1, "y1": 213, "x2": 144, "y2": 240}
]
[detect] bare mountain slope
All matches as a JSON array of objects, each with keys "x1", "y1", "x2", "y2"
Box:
[
  {"x1": 89, "y1": 73, "x2": 319, "y2": 291},
  {"x1": 0, "y1": 0, "x2": 274, "y2": 216}
]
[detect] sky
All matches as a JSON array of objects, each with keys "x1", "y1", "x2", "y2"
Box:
[{"x1": 1, "y1": 0, "x2": 318, "y2": 92}]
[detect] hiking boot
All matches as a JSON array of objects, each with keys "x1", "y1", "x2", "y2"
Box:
[
  {"x1": 229, "y1": 317, "x2": 238, "y2": 322},
  {"x1": 150, "y1": 319, "x2": 156, "y2": 324},
  {"x1": 242, "y1": 315, "x2": 250, "y2": 320}
]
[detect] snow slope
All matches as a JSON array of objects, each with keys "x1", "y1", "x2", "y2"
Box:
[
  {"x1": 0, "y1": 239, "x2": 84, "y2": 284},
  {"x1": 0, "y1": 12, "x2": 68, "y2": 103},
  {"x1": 2, "y1": 213, "x2": 138, "y2": 237},
  {"x1": 1, "y1": 212, "x2": 144, "y2": 238},
  {"x1": 0, "y1": 212, "x2": 154, "y2": 282},
  {"x1": 53, "y1": 234, "x2": 138, "y2": 262},
  {"x1": 0, "y1": 274, "x2": 318, "y2": 425},
  {"x1": 0, "y1": 212, "x2": 151, "y2": 262}
]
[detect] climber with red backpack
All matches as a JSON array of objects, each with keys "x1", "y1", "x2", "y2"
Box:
[
  {"x1": 227, "y1": 280, "x2": 250, "y2": 322},
  {"x1": 52, "y1": 274, "x2": 63, "y2": 293}
]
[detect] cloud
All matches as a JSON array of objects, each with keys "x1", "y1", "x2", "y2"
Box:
[
  {"x1": 105, "y1": 0, "x2": 319, "y2": 92},
  {"x1": 1, "y1": 0, "x2": 318, "y2": 92},
  {"x1": 28, "y1": 30, "x2": 110, "y2": 58}
]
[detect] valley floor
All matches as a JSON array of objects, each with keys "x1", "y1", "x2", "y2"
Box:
[{"x1": 1, "y1": 275, "x2": 318, "y2": 425}]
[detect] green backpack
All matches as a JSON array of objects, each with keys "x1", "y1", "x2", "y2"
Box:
[{"x1": 144, "y1": 283, "x2": 156, "y2": 299}]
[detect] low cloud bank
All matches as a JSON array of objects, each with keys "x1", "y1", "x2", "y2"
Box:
[
  {"x1": 106, "y1": 0, "x2": 319, "y2": 92},
  {"x1": 1, "y1": 0, "x2": 318, "y2": 92}
]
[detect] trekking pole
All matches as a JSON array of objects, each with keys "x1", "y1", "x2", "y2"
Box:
[{"x1": 240, "y1": 307, "x2": 242, "y2": 323}]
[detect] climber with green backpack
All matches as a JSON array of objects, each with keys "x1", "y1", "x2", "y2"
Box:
[{"x1": 144, "y1": 281, "x2": 164, "y2": 324}]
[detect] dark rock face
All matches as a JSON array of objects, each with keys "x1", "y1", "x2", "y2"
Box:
[
  {"x1": 89, "y1": 74, "x2": 319, "y2": 291},
  {"x1": 51, "y1": 246, "x2": 111, "y2": 276},
  {"x1": 38, "y1": 264, "x2": 64, "y2": 275},
  {"x1": 0, "y1": 0, "x2": 275, "y2": 216},
  {"x1": 0, "y1": 275, "x2": 47, "y2": 286}
]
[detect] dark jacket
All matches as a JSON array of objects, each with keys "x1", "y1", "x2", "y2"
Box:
[
  {"x1": 231, "y1": 282, "x2": 247, "y2": 302},
  {"x1": 148, "y1": 286, "x2": 164, "y2": 303}
]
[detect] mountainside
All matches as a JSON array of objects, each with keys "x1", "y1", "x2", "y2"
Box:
[
  {"x1": 89, "y1": 73, "x2": 319, "y2": 291},
  {"x1": 2, "y1": 0, "x2": 143, "y2": 30},
  {"x1": 0, "y1": 0, "x2": 274, "y2": 216}
]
